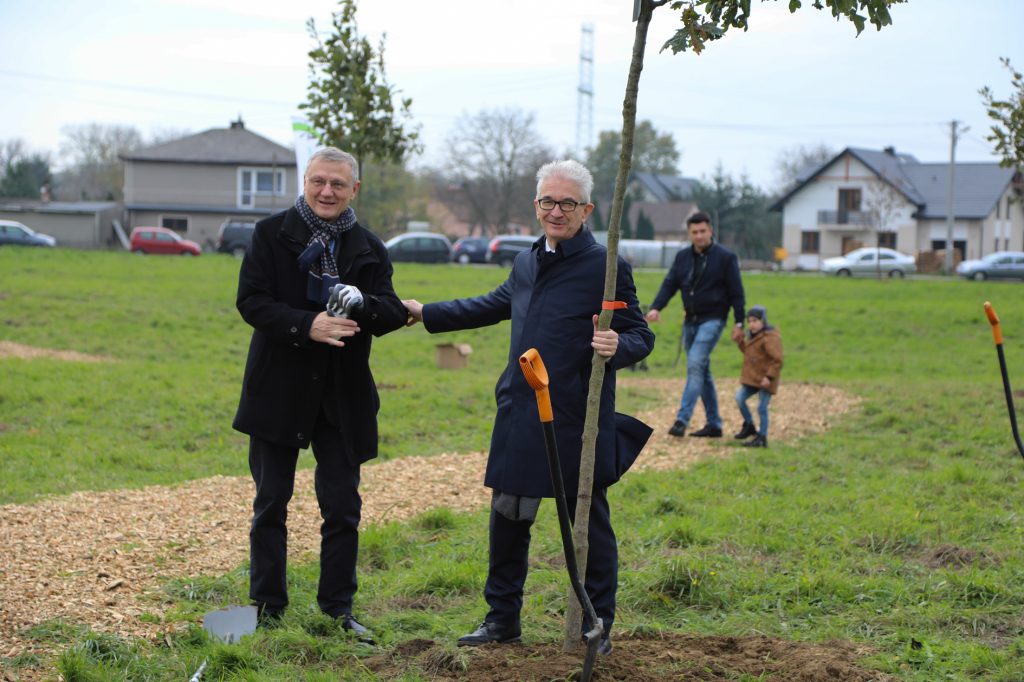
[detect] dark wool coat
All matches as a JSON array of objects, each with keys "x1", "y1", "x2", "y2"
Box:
[
  {"x1": 422, "y1": 229, "x2": 656, "y2": 498},
  {"x1": 232, "y1": 207, "x2": 407, "y2": 464},
  {"x1": 737, "y1": 327, "x2": 784, "y2": 395},
  {"x1": 650, "y1": 240, "x2": 745, "y2": 324}
]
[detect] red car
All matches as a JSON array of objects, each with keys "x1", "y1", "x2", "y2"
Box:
[{"x1": 130, "y1": 227, "x2": 201, "y2": 256}]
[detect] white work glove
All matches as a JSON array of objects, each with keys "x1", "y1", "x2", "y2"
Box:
[{"x1": 326, "y1": 284, "x2": 366, "y2": 319}]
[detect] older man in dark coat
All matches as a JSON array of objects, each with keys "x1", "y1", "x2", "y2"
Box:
[
  {"x1": 404, "y1": 160, "x2": 654, "y2": 654},
  {"x1": 233, "y1": 147, "x2": 407, "y2": 637}
]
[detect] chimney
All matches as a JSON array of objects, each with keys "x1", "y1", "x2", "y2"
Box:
[
  {"x1": 883, "y1": 146, "x2": 896, "y2": 156},
  {"x1": 230, "y1": 116, "x2": 245, "y2": 130}
]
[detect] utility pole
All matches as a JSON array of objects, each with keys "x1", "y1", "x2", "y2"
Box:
[
  {"x1": 575, "y1": 24, "x2": 594, "y2": 161},
  {"x1": 944, "y1": 120, "x2": 967, "y2": 273}
]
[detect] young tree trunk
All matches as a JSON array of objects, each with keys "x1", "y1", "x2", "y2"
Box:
[{"x1": 563, "y1": 0, "x2": 663, "y2": 651}]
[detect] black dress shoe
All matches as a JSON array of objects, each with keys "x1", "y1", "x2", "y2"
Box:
[
  {"x1": 743, "y1": 434, "x2": 768, "y2": 448},
  {"x1": 734, "y1": 421, "x2": 757, "y2": 440},
  {"x1": 688, "y1": 425, "x2": 722, "y2": 438},
  {"x1": 253, "y1": 604, "x2": 283, "y2": 630},
  {"x1": 340, "y1": 614, "x2": 376, "y2": 645},
  {"x1": 457, "y1": 621, "x2": 522, "y2": 646},
  {"x1": 667, "y1": 420, "x2": 687, "y2": 437},
  {"x1": 598, "y1": 637, "x2": 613, "y2": 656}
]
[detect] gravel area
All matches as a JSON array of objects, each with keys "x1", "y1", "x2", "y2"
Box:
[{"x1": 0, "y1": 377, "x2": 858, "y2": 670}]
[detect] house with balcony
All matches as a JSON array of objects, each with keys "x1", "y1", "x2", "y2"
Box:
[
  {"x1": 121, "y1": 118, "x2": 297, "y2": 249},
  {"x1": 770, "y1": 147, "x2": 1022, "y2": 271}
]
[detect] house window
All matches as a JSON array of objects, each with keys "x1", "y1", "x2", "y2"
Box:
[
  {"x1": 877, "y1": 232, "x2": 897, "y2": 249},
  {"x1": 239, "y1": 168, "x2": 285, "y2": 208},
  {"x1": 161, "y1": 215, "x2": 189, "y2": 233},
  {"x1": 838, "y1": 189, "x2": 862, "y2": 224},
  {"x1": 801, "y1": 231, "x2": 820, "y2": 254}
]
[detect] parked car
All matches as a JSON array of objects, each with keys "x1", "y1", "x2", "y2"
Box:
[
  {"x1": 820, "y1": 247, "x2": 917, "y2": 277},
  {"x1": 385, "y1": 232, "x2": 452, "y2": 263},
  {"x1": 0, "y1": 220, "x2": 56, "y2": 247},
  {"x1": 487, "y1": 235, "x2": 537, "y2": 267},
  {"x1": 450, "y1": 237, "x2": 490, "y2": 264},
  {"x1": 217, "y1": 220, "x2": 256, "y2": 258},
  {"x1": 956, "y1": 252, "x2": 1024, "y2": 281},
  {"x1": 129, "y1": 227, "x2": 201, "y2": 256}
]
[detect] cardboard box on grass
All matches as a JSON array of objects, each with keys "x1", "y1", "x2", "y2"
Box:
[{"x1": 436, "y1": 343, "x2": 473, "y2": 370}]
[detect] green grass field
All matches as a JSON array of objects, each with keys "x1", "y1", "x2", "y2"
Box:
[{"x1": 3, "y1": 248, "x2": 1024, "y2": 680}]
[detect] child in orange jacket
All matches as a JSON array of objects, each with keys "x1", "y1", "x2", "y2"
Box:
[{"x1": 734, "y1": 304, "x2": 783, "y2": 448}]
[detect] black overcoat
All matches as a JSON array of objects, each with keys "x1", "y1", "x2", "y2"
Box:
[
  {"x1": 422, "y1": 229, "x2": 655, "y2": 497},
  {"x1": 232, "y1": 207, "x2": 407, "y2": 464}
]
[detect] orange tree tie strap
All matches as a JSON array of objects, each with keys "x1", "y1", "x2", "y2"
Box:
[{"x1": 602, "y1": 301, "x2": 627, "y2": 310}]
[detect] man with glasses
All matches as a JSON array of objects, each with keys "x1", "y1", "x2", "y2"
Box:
[
  {"x1": 403, "y1": 160, "x2": 654, "y2": 654},
  {"x1": 233, "y1": 147, "x2": 407, "y2": 639}
]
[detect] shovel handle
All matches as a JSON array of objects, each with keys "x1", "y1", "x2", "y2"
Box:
[
  {"x1": 520, "y1": 349, "x2": 553, "y2": 422},
  {"x1": 985, "y1": 302, "x2": 1003, "y2": 345}
]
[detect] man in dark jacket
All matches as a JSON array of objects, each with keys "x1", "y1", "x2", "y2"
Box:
[
  {"x1": 403, "y1": 160, "x2": 654, "y2": 655},
  {"x1": 233, "y1": 147, "x2": 407, "y2": 638},
  {"x1": 645, "y1": 212, "x2": 745, "y2": 438}
]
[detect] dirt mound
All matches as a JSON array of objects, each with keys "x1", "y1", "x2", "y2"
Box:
[
  {"x1": 369, "y1": 634, "x2": 890, "y2": 682},
  {"x1": 0, "y1": 340, "x2": 113, "y2": 362},
  {"x1": 926, "y1": 543, "x2": 999, "y2": 569}
]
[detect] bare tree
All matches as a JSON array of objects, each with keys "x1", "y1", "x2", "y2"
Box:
[
  {"x1": 57, "y1": 123, "x2": 145, "y2": 201},
  {"x1": 773, "y1": 142, "x2": 836, "y2": 193},
  {"x1": 442, "y1": 108, "x2": 553, "y2": 235},
  {"x1": 863, "y1": 173, "x2": 907, "y2": 278}
]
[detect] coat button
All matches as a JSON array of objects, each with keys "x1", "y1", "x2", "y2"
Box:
[
  {"x1": 298, "y1": 433, "x2": 304, "y2": 439},
  {"x1": 294, "y1": 343, "x2": 299, "y2": 347},
  {"x1": 312, "y1": 373, "x2": 318, "y2": 380},
  {"x1": 290, "y1": 326, "x2": 298, "y2": 333},
  {"x1": 372, "y1": 313, "x2": 377, "y2": 320}
]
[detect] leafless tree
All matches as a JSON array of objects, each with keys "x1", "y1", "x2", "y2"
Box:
[
  {"x1": 773, "y1": 142, "x2": 836, "y2": 193},
  {"x1": 441, "y1": 108, "x2": 553, "y2": 235},
  {"x1": 864, "y1": 172, "x2": 907, "y2": 278},
  {"x1": 57, "y1": 123, "x2": 145, "y2": 201}
]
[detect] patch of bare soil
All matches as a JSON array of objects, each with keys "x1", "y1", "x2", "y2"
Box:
[
  {"x1": 366, "y1": 634, "x2": 891, "y2": 682},
  {"x1": 0, "y1": 379, "x2": 860, "y2": 680},
  {"x1": 925, "y1": 543, "x2": 1000, "y2": 570},
  {"x1": 0, "y1": 341, "x2": 113, "y2": 363}
]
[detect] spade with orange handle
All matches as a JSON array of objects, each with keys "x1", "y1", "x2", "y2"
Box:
[
  {"x1": 984, "y1": 302, "x2": 1024, "y2": 461},
  {"x1": 519, "y1": 348, "x2": 604, "y2": 682}
]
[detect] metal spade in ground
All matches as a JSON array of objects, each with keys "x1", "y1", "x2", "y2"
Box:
[{"x1": 984, "y1": 302, "x2": 1024, "y2": 461}]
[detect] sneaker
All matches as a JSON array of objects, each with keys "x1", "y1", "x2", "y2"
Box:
[
  {"x1": 457, "y1": 621, "x2": 523, "y2": 646},
  {"x1": 339, "y1": 613, "x2": 376, "y2": 645},
  {"x1": 733, "y1": 421, "x2": 757, "y2": 440},
  {"x1": 743, "y1": 434, "x2": 768, "y2": 448},
  {"x1": 688, "y1": 425, "x2": 722, "y2": 438},
  {"x1": 667, "y1": 420, "x2": 687, "y2": 437}
]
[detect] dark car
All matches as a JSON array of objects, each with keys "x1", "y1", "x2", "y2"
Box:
[
  {"x1": 217, "y1": 221, "x2": 256, "y2": 258},
  {"x1": 0, "y1": 220, "x2": 57, "y2": 247},
  {"x1": 129, "y1": 227, "x2": 201, "y2": 256},
  {"x1": 385, "y1": 232, "x2": 452, "y2": 264},
  {"x1": 450, "y1": 237, "x2": 490, "y2": 264},
  {"x1": 487, "y1": 235, "x2": 537, "y2": 267}
]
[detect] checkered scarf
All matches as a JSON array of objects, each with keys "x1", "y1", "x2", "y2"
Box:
[{"x1": 295, "y1": 195, "x2": 357, "y2": 304}]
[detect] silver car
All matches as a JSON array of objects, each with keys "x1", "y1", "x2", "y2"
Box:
[
  {"x1": 956, "y1": 252, "x2": 1024, "y2": 281},
  {"x1": 820, "y1": 247, "x2": 917, "y2": 278}
]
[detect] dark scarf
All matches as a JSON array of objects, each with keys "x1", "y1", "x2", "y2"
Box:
[{"x1": 294, "y1": 195, "x2": 358, "y2": 304}]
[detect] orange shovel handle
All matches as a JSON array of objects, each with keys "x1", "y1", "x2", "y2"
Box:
[
  {"x1": 985, "y1": 302, "x2": 1003, "y2": 345},
  {"x1": 519, "y1": 348, "x2": 553, "y2": 422}
]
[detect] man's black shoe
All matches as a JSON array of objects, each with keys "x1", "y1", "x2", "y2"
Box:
[
  {"x1": 743, "y1": 434, "x2": 768, "y2": 448},
  {"x1": 254, "y1": 605, "x2": 283, "y2": 630},
  {"x1": 457, "y1": 621, "x2": 523, "y2": 646},
  {"x1": 667, "y1": 420, "x2": 687, "y2": 437},
  {"x1": 733, "y1": 421, "x2": 757, "y2": 440},
  {"x1": 340, "y1": 614, "x2": 376, "y2": 645},
  {"x1": 688, "y1": 425, "x2": 722, "y2": 438},
  {"x1": 598, "y1": 637, "x2": 613, "y2": 656}
]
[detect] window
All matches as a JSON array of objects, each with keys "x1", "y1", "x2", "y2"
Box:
[
  {"x1": 801, "y1": 231, "x2": 820, "y2": 254},
  {"x1": 858, "y1": 252, "x2": 875, "y2": 262},
  {"x1": 161, "y1": 216, "x2": 189, "y2": 232},
  {"x1": 156, "y1": 232, "x2": 175, "y2": 242},
  {"x1": 139, "y1": 231, "x2": 154, "y2": 240},
  {"x1": 6, "y1": 225, "x2": 26, "y2": 237},
  {"x1": 239, "y1": 168, "x2": 285, "y2": 208},
  {"x1": 879, "y1": 252, "x2": 896, "y2": 260},
  {"x1": 837, "y1": 189, "x2": 862, "y2": 223},
  {"x1": 877, "y1": 232, "x2": 897, "y2": 249}
]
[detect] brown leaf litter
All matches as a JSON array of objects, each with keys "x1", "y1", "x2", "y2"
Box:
[
  {"x1": 0, "y1": 341, "x2": 113, "y2": 363},
  {"x1": 0, "y1": 378, "x2": 861, "y2": 680}
]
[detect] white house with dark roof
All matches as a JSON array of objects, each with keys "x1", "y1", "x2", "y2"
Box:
[
  {"x1": 770, "y1": 147, "x2": 1022, "y2": 271},
  {"x1": 121, "y1": 118, "x2": 297, "y2": 248}
]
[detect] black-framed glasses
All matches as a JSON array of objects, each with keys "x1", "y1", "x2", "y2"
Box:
[
  {"x1": 538, "y1": 198, "x2": 586, "y2": 212},
  {"x1": 306, "y1": 176, "x2": 355, "y2": 191}
]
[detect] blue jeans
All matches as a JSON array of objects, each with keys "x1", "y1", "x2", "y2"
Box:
[
  {"x1": 735, "y1": 384, "x2": 772, "y2": 436},
  {"x1": 676, "y1": 319, "x2": 726, "y2": 428}
]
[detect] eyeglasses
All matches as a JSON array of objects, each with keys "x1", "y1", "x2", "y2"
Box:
[
  {"x1": 538, "y1": 198, "x2": 586, "y2": 212},
  {"x1": 306, "y1": 176, "x2": 355, "y2": 191}
]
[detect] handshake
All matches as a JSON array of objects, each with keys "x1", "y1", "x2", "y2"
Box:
[{"x1": 326, "y1": 284, "x2": 365, "y2": 319}]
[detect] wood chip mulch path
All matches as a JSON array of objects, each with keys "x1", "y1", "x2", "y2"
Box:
[{"x1": 0, "y1": 378, "x2": 858, "y2": 671}]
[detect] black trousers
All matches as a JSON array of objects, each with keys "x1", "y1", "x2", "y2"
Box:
[
  {"x1": 484, "y1": 488, "x2": 617, "y2": 637},
  {"x1": 248, "y1": 407, "x2": 361, "y2": 618}
]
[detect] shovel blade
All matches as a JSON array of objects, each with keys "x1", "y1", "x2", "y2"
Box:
[{"x1": 202, "y1": 605, "x2": 258, "y2": 644}]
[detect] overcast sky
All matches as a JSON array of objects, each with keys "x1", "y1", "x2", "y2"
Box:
[{"x1": 1, "y1": 0, "x2": 1020, "y2": 189}]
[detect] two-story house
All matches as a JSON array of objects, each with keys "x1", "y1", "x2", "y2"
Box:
[
  {"x1": 122, "y1": 118, "x2": 297, "y2": 248},
  {"x1": 770, "y1": 147, "x2": 1022, "y2": 271}
]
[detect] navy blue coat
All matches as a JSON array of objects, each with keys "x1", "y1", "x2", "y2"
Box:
[{"x1": 422, "y1": 229, "x2": 655, "y2": 498}]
